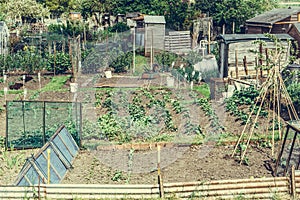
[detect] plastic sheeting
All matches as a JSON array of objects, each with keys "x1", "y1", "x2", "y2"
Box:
[{"x1": 15, "y1": 125, "x2": 79, "y2": 186}]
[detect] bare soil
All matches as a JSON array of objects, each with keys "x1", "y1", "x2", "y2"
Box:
[
  {"x1": 62, "y1": 144, "x2": 276, "y2": 185},
  {"x1": 0, "y1": 74, "x2": 280, "y2": 185}
]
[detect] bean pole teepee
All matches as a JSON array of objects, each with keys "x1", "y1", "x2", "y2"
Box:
[{"x1": 231, "y1": 34, "x2": 299, "y2": 163}]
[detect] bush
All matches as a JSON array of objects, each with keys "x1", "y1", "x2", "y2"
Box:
[
  {"x1": 109, "y1": 51, "x2": 133, "y2": 73},
  {"x1": 45, "y1": 52, "x2": 71, "y2": 74},
  {"x1": 108, "y1": 22, "x2": 130, "y2": 33},
  {"x1": 155, "y1": 51, "x2": 178, "y2": 71}
]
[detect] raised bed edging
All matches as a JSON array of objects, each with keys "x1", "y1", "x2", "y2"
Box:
[{"x1": 1, "y1": 172, "x2": 300, "y2": 199}]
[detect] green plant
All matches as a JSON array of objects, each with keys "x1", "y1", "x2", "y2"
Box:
[
  {"x1": 111, "y1": 170, "x2": 126, "y2": 182},
  {"x1": 109, "y1": 51, "x2": 133, "y2": 73},
  {"x1": 193, "y1": 84, "x2": 210, "y2": 99},
  {"x1": 155, "y1": 51, "x2": 178, "y2": 72},
  {"x1": 41, "y1": 75, "x2": 71, "y2": 92},
  {"x1": 45, "y1": 52, "x2": 71, "y2": 74},
  {"x1": 108, "y1": 22, "x2": 130, "y2": 33},
  {"x1": 225, "y1": 86, "x2": 266, "y2": 125},
  {"x1": 2, "y1": 149, "x2": 25, "y2": 170}
]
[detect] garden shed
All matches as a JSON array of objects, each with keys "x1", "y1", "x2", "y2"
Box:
[
  {"x1": 0, "y1": 21, "x2": 9, "y2": 55},
  {"x1": 217, "y1": 34, "x2": 293, "y2": 78},
  {"x1": 288, "y1": 22, "x2": 300, "y2": 56},
  {"x1": 144, "y1": 15, "x2": 166, "y2": 56},
  {"x1": 245, "y1": 8, "x2": 300, "y2": 34}
]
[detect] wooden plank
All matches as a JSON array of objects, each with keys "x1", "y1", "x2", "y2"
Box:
[
  {"x1": 167, "y1": 192, "x2": 290, "y2": 200},
  {"x1": 0, "y1": 176, "x2": 292, "y2": 199},
  {"x1": 164, "y1": 177, "x2": 288, "y2": 187},
  {"x1": 44, "y1": 194, "x2": 159, "y2": 199},
  {"x1": 164, "y1": 184, "x2": 288, "y2": 194},
  {"x1": 164, "y1": 187, "x2": 288, "y2": 196}
]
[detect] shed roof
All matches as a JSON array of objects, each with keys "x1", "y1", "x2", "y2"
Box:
[
  {"x1": 246, "y1": 8, "x2": 300, "y2": 25},
  {"x1": 292, "y1": 22, "x2": 300, "y2": 32},
  {"x1": 217, "y1": 34, "x2": 294, "y2": 44},
  {"x1": 144, "y1": 15, "x2": 166, "y2": 24},
  {"x1": 126, "y1": 12, "x2": 141, "y2": 18}
]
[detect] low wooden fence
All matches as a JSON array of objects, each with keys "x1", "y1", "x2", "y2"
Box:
[{"x1": 1, "y1": 174, "x2": 297, "y2": 200}]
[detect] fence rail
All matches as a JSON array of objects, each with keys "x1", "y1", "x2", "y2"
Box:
[{"x1": 1, "y1": 174, "x2": 299, "y2": 199}]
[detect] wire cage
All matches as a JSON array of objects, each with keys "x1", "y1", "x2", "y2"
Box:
[{"x1": 6, "y1": 100, "x2": 82, "y2": 149}]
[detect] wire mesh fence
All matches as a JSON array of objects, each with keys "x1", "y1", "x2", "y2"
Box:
[{"x1": 6, "y1": 100, "x2": 82, "y2": 149}]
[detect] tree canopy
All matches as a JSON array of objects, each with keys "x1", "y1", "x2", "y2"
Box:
[
  {"x1": 0, "y1": 0, "x2": 278, "y2": 33},
  {"x1": 1, "y1": 0, "x2": 50, "y2": 23},
  {"x1": 195, "y1": 0, "x2": 277, "y2": 33}
]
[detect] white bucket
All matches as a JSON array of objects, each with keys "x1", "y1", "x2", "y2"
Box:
[
  {"x1": 105, "y1": 71, "x2": 112, "y2": 78},
  {"x1": 70, "y1": 83, "x2": 78, "y2": 93},
  {"x1": 166, "y1": 77, "x2": 174, "y2": 87}
]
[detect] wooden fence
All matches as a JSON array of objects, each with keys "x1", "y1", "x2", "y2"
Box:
[
  {"x1": 165, "y1": 31, "x2": 191, "y2": 53},
  {"x1": 2, "y1": 172, "x2": 300, "y2": 200}
]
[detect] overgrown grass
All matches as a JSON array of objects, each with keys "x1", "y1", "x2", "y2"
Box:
[
  {"x1": 29, "y1": 75, "x2": 71, "y2": 100},
  {"x1": 193, "y1": 83, "x2": 210, "y2": 99},
  {"x1": 133, "y1": 55, "x2": 148, "y2": 76},
  {"x1": 41, "y1": 75, "x2": 71, "y2": 92},
  {"x1": 0, "y1": 90, "x2": 23, "y2": 95}
]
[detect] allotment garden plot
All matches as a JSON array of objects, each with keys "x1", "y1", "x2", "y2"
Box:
[{"x1": 82, "y1": 86, "x2": 221, "y2": 146}]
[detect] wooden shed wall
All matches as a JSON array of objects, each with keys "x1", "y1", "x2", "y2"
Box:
[
  {"x1": 271, "y1": 24, "x2": 291, "y2": 34},
  {"x1": 247, "y1": 26, "x2": 263, "y2": 34},
  {"x1": 145, "y1": 23, "x2": 165, "y2": 56},
  {"x1": 225, "y1": 41, "x2": 290, "y2": 78}
]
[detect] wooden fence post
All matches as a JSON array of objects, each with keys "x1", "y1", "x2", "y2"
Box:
[
  {"x1": 243, "y1": 56, "x2": 248, "y2": 76},
  {"x1": 157, "y1": 145, "x2": 164, "y2": 198},
  {"x1": 290, "y1": 165, "x2": 296, "y2": 199},
  {"x1": 235, "y1": 50, "x2": 239, "y2": 79}
]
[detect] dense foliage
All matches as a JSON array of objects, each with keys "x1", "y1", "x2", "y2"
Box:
[
  {"x1": 0, "y1": 49, "x2": 71, "y2": 74},
  {"x1": 225, "y1": 86, "x2": 268, "y2": 125},
  {"x1": 195, "y1": 0, "x2": 277, "y2": 33},
  {"x1": 48, "y1": 20, "x2": 88, "y2": 38},
  {"x1": 0, "y1": 49, "x2": 47, "y2": 73},
  {"x1": 284, "y1": 69, "x2": 300, "y2": 114},
  {"x1": 87, "y1": 88, "x2": 209, "y2": 143},
  {"x1": 1, "y1": 0, "x2": 50, "y2": 23},
  {"x1": 0, "y1": 0, "x2": 278, "y2": 34}
]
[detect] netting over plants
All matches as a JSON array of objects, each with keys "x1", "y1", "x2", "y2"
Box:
[{"x1": 6, "y1": 100, "x2": 82, "y2": 149}]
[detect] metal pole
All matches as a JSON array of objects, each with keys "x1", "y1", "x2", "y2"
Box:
[
  {"x1": 5, "y1": 101, "x2": 8, "y2": 150},
  {"x1": 47, "y1": 149, "x2": 51, "y2": 184},
  {"x1": 133, "y1": 27, "x2": 136, "y2": 74},
  {"x1": 157, "y1": 145, "x2": 164, "y2": 198},
  {"x1": 43, "y1": 101, "x2": 46, "y2": 144},
  {"x1": 151, "y1": 29, "x2": 153, "y2": 71},
  {"x1": 208, "y1": 20, "x2": 211, "y2": 54}
]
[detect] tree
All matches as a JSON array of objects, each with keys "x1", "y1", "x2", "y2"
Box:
[
  {"x1": 45, "y1": 0, "x2": 70, "y2": 17},
  {"x1": 3, "y1": 0, "x2": 50, "y2": 23},
  {"x1": 81, "y1": 0, "x2": 102, "y2": 20},
  {"x1": 194, "y1": 0, "x2": 277, "y2": 33},
  {"x1": 98, "y1": 0, "x2": 196, "y2": 31}
]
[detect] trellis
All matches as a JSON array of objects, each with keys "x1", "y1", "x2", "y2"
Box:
[{"x1": 231, "y1": 35, "x2": 299, "y2": 162}]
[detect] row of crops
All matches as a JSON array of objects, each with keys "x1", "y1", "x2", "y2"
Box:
[{"x1": 83, "y1": 87, "x2": 220, "y2": 144}]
